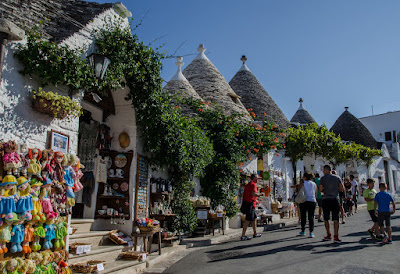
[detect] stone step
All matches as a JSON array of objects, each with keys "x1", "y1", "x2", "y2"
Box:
[
  {"x1": 70, "y1": 219, "x2": 94, "y2": 234},
  {"x1": 69, "y1": 231, "x2": 110, "y2": 248},
  {"x1": 68, "y1": 245, "x2": 127, "y2": 264},
  {"x1": 102, "y1": 260, "x2": 147, "y2": 274}
]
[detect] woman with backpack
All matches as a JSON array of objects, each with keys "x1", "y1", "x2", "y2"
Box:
[{"x1": 297, "y1": 172, "x2": 317, "y2": 238}]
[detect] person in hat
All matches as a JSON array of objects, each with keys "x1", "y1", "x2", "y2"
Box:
[
  {"x1": 0, "y1": 175, "x2": 18, "y2": 221},
  {"x1": 16, "y1": 176, "x2": 33, "y2": 221}
]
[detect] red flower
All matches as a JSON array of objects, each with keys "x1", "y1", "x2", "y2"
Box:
[{"x1": 249, "y1": 157, "x2": 253, "y2": 160}]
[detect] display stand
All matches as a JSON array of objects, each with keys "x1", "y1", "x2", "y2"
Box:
[
  {"x1": 134, "y1": 154, "x2": 149, "y2": 221},
  {"x1": 95, "y1": 150, "x2": 133, "y2": 220}
]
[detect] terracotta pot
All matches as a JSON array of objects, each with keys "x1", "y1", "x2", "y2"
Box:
[{"x1": 32, "y1": 97, "x2": 68, "y2": 119}]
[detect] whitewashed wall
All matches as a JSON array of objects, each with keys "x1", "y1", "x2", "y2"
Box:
[{"x1": 0, "y1": 7, "x2": 128, "y2": 154}]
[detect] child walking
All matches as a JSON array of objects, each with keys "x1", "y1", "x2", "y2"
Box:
[{"x1": 374, "y1": 183, "x2": 396, "y2": 244}]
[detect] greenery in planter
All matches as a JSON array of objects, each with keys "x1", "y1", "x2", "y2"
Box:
[{"x1": 32, "y1": 87, "x2": 82, "y2": 120}]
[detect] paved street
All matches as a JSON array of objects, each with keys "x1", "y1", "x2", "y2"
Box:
[{"x1": 164, "y1": 208, "x2": 400, "y2": 274}]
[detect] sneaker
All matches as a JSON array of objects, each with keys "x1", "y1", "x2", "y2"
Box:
[
  {"x1": 387, "y1": 239, "x2": 393, "y2": 244},
  {"x1": 375, "y1": 235, "x2": 384, "y2": 241},
  {"x1": 367, "y1": 229, "x2": 375, "y2": 238},
  {"x1": 382, "y1": 236, "x2": 389, "y2": 244},
  {"x1": 240, "y1": 236, "x2": 251, "y2": 241},
  {"x1": 309, "y1": 233, "x2": 315, "y2": 238},
  {"x1": 341, "y1": 220, "x2": 346, "y2": 224},
  {"x1": 299, "y1": 231, "x2": 305, "y2": 236},
  {"x1": 323, "y1": 234, "x2": 332, "y2": 241},
  {"x1": 333, "y1": 237, "x2": 342, "y2": 243},
  {"x1": 253, "y1": 233, "x2": 262, "y2": 238}
]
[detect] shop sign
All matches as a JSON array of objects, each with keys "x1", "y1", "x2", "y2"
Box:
[{"x1": 197, "y1": 210, "x2": 208, "y2": 220}]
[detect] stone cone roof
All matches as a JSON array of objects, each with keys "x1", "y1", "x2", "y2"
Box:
[
  {"x1": 0, "y1": 0, "x2": 114, "y2": 42},
  {"x1": 229, "y1": 59, "x2": 290, "y2": 129},
  {"x1": 163, "y1": 57, "x2": 204, "y2": 117},
  {"x1": 290, "y1": 98, "x2": 317, "y2": 126},
  {"x1": 330, "y1": 108, "x2": 377, "y2": 148},
  {"x1": 182, "y1": 45, "x2": 252, "y2": 122}
]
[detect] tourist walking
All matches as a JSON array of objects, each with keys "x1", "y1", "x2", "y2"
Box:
[
  {"x1": 344, "y1": 178, "x2": 353, "y2": 216},
  {"x1": 240, "y1": 174, "x2": 263, "y2": 241},
  {"x1": 350, "y1": 175, "x2": 359, "y2": 214},
  {"x1": 363, "y1": 178, "x2": 382, "y2": 240},
  {"x1": 319, "y1": 165, "x2": 345, "y2": 243},
  {"x1": 314, "y1": 173, "x2": 323, "y2": 222},
  {"x1": 298, "y1": 172, "x2": 317, "y2": 238},
  {"x1": 374, "y1": 183, "x2": 396, "y2": 244}
]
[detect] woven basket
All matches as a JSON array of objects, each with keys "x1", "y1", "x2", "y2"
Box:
[
  {"x1": 118, "y1": 251, "x2": 146, "y2": 261},
  {"x1": 138, "y1": 225, "x2": 159, "y2": 233},
  {"x1": 70, "y1": 261, "x2": 106, "y2": 273},
  {"x1": 69, "y1": 242, "x2": 90, "y2": 255},
  {"x1": 32, "y1": 97, "x2": 68, "y2": 119}
]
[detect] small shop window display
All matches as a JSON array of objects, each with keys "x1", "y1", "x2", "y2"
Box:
[{"x1": 0, "y1": 140, "x2": 82, "y2": 273}]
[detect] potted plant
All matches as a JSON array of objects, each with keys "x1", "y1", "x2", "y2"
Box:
[{"x1": 31, "y1": 88, "x2": 82, "y2": 119}]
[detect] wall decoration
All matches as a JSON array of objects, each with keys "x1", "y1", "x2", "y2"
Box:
[
  {"x1": 118, "y1": 132, "x2": 130, "y2": 148},
  {"x1": 50, "y1": 130, "x2": 69, "y2": 154},
  {"x1": 114, "y1": 154, "x2": 127, "y2": 168},
  {"x1": 134, "y1": 154, "x2": 149, "y2": 221}
]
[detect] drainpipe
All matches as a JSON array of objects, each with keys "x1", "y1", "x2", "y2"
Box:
[{"x1": 0, "y1": 19, "x2": 25, "y2": 82}]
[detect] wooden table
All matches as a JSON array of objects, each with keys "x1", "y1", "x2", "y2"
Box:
[
  {"x1": 208, "y1": 214, "x2": 225, "y2": 236},
  {"x1": 132, "y1": 229, "x2": 162, "y2": 255}
]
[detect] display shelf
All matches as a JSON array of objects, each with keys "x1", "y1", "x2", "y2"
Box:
[
  {"x1": 95, "y1": 214, "x2": 129, "y2": 220},
  {"x1": 95, "y1": 150, "x2": 134, "y2": 222},
  {"x1": 98, "y1": 195, "x2": 128, "y2": 199}
]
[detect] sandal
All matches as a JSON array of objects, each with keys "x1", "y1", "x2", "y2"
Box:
[
  {"x1": 240, "y1": 236, "x2": 251, "y2": 241},
  {"x1": 253, "y1": 233, "x2": 262, "y2": 238}
]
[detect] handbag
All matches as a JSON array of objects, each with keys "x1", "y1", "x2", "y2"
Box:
[{"x1": 295, "y1": 185, "x2": 307, "y2": 204}]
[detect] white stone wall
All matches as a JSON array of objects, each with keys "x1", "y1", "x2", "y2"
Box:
[{"x1": 0, "y1": 7, "x2": 129, "y2": 154}]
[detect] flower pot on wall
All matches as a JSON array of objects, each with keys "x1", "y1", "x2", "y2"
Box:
[{"x1": 32, "y1": 97, "x2": 68, "y2": 119}]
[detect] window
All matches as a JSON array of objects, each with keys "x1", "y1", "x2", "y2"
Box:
[{"x1": 385, "y1": 132, "x2": 392, "y2": 141}]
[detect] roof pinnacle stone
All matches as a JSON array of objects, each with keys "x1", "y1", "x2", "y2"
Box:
[
  {"x1": 195, "y1": 44, "x2": 209, "y2": 60},
  {"x1": 171, "y1": 56, "x2": 187, "y2": 81}
]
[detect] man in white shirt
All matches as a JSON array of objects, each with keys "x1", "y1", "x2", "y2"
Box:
[{"x1": 350, "y1": 175, "x2": 358, "y2": 213}]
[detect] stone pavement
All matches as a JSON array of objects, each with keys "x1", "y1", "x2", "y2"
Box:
[
  {"x1": 163, "y1": 206, "x2": 399, "y2": 274},
  {"x1": 142, "y1": 216, "x2": 299, "y2": 273}
]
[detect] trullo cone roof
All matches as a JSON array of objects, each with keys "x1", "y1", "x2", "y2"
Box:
[
  {"x1": 330, "y1": 108, "x2": 377, "y2": 148},
  {"x1": 182, "y1": 45, "x2": 252, "y2": 122},
  {"x1": 229, "y1": 56, "x2": 290, "y2": 129}
]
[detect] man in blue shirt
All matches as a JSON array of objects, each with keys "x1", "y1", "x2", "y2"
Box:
[{"x1": 374, "y1": 183, "x2": 396, "y2": 244}]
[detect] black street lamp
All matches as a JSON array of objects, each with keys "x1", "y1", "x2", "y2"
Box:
[{"x1": 87, "y1": 53, "x2": 111, "y2": 81}]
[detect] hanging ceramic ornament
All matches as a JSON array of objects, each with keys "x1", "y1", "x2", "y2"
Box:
[{"x1": 118, "y1": 132, "x2": 130, "y2": 149}]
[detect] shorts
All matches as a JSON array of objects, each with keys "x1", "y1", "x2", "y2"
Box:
[
  {"x1": 322, "y1": 198, "x2": 340, "y2": 221},
  {"x1": 378, "y1": 212, "x2": 391, "y2": 227},
  {"x1": 241, "y1": 201, "x2": 257, "y2": 222},
  {"x1": 317, "y1": 198, "x2": 323, "y2": 207},
  {"x1": 368, "y1": 210, "x2": 378, "y2": 223}
]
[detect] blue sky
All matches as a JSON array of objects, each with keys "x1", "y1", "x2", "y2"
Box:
[{"x1": 92, "y1": 0, "x2": 400, "y2": 127}]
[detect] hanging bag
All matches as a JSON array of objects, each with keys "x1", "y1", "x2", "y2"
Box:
[{"x1": 295, "y1": 183, "x2": 307, "y2": 204}]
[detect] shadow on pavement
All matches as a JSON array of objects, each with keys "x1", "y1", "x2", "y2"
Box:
[{"x1": 207, "y1": 240, "x2": 351, "y2": 262}]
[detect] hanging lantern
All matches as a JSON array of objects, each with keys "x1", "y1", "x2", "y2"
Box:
[{"x1": 87, "y1": 53, "x2": 111, "y2": 80}]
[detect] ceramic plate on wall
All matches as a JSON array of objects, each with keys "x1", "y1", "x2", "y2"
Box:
[
  {"x1": 114, "y1": 154, "x2": 127, "y2": 168},
  {"x1": 121, "y1": 182, "x2": 128, "y2": 192},
  {"x1": 113, "y1": 183, "x2": 119, "y2": 190}
]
